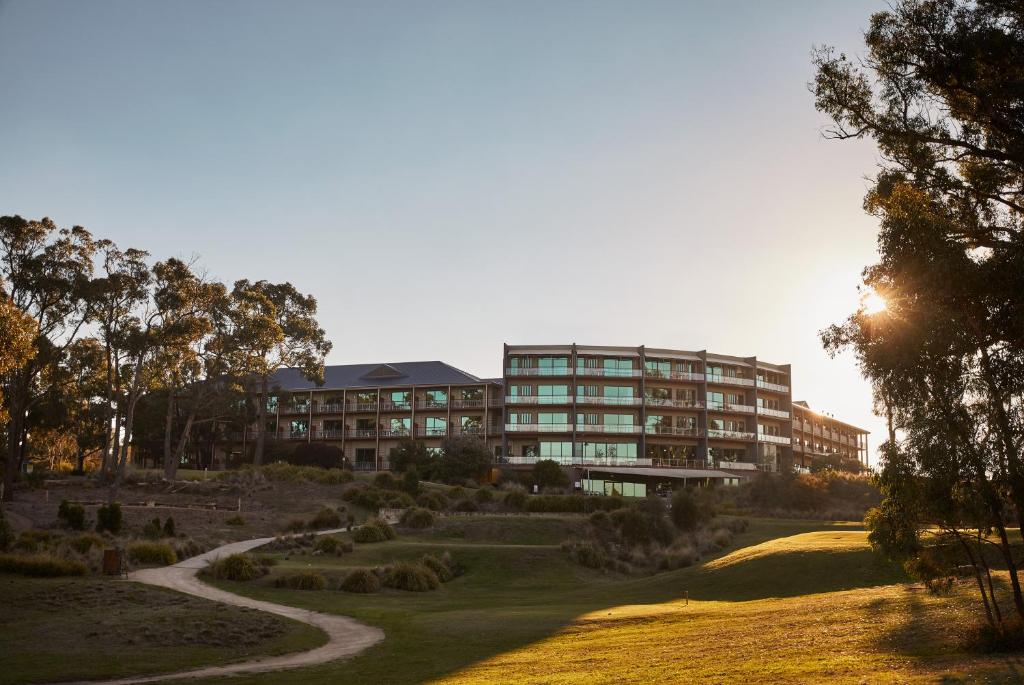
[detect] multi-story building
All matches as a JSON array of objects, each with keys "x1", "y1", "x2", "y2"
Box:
[{"x1": 248, "y1": 344, "x2": 868, "y2": 479}]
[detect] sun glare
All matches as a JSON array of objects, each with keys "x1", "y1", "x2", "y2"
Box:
[{"x1": 862, "y1": 290, "x2": 888, "y2": 315}]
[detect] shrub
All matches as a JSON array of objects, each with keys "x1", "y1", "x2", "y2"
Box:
[
  {"x1": 162, "y1": 517, "x2": 176, "y2": 537},
  {"x1": 420, "y1": 553, "x2": 454, "y2": 582},
  {"x1": 259, "y1": 462, "x2": 353, "y2": 484},
  {"x1": 343, "y1": 485, "x2": 416, "y2": 511},
  {"x1": 128, "y1": 541, "x2": 177, "y2": 566},
  {"x1": 374, "y1": 472, "x2": 400, "y2": 490},
  {"x1": 354, "y1": 518, "x2": 395, "y2": 543},
  {"x1": 225, "y1": 515, "x2": 246, "y2": 526},
  {"x1": 504, "y1": 487, "x2": 527, "y2": 510},
  {"x1": 308, "y1": 507, "x2": 342, "y2": 530},
  {"x1": 67, "y1": 532, "x2": 105, "y2": 554},
  {"x1": 589, "y1": 510, "x2": 611, "y2": 529},
  {"x1": 142, "y1": 517, "x2": 163, "y2": 539},
  {"x1": 563, "y1": 540, "x2": 608, "y2": 569},
  {"x1": 274, "y1": 570, "x2": 327, "y2": 590},
  {"x1": 382, "y1": 561, "x2": 440, "y2": 591},
  {"x1": 0, "y1": 509, "x2": 12, "y2": 551},
  {"x1": 416, "y1": 491, "x2": 448, "y2": 511},
  {"x1": 288, "y1": 442, "x2": 346, "y2": 470},
  {"x1": 58, "y1": 500, "x2": 86, "y2": 530},
  {"x1": 284, "y1": 518, "x2": 307, "y2": 533},
  {"x1": 206, "y1": 553, "x2": 264, "y2": 581},
  {"x1": 0, "y1": 553, "x2": 88, "y2": 577},
  {"x1": 174, "y1": 537, "x2": 204, "y2": 561},
  {"x1": 532, "y1": 459, "x2": 570, "y2": 489},
  {"x1": 671, "y1": 489, "x2": 706, "y2": 532},
  {"x1": 440, "y1": 550, "x2": 465, "y2": 578},
  {"x1": 313, "y1": 536, "x2": 349, "y2": 556},
  {"x1": 340, "y1": 568, "x2": 381, "y2": 593},
  {"x1": 433, "y1": 436, "x2": 492, "y2": 485},
  {"x1": 474, "y1": 487, "x2": 494, "y2": 503},
  {"x1": 400, "y1": 507, "x2": 435, "y2": 529},
  {"x1": 96, "y1": 503, "x2": 123, "y2": 534},
  {"x1": 402, "y1": 467, "x2": 421, "y2": 495},
  {"x1": 658, "y1": 543, "x2": 698, "y2": 571},
  {"x1": 453, "y1": 498, "x2": 478, "y2": 512}
]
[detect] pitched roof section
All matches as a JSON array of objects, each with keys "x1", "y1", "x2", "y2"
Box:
[{"x1": 270, "y1": 361, "x2": 488, "y2": 391}]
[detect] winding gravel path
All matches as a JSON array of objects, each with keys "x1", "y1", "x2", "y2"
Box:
[{"x1": 60, "y1": 532, "x2": 385, "y2": 685}]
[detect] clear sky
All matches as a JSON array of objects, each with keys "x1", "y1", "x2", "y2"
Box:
[{"x1": 0, "y1": 0, "x2": 888, "y2": 463}]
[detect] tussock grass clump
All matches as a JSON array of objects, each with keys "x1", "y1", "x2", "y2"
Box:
[
  {"x1": 503, "y1": 486, "x2": 527, "y2": 510},
  {"x1": 14, "y1": 530, "x2": 55, "y2": 553},
  {"x1": 284, "y1": 518, "x2": 308, "y2": 533},
  {"x1": 354, "y1": 518, "x2": 395, "y2": 544},
  {"x1": 526, "y1": 494, "x2": 624, "y2": 513},
  {"x1": 474, "y1": 487, "x2": 494, "y2": 503},
  {"x1": 0, "y1": 553, "x2": 88, "y2": 577},
  {"x1": 453, "y1": 498, "x2": 479, "y2": 512},
  {"x1": 561, "y1": 540, "x2": 608, "y2": 569},
  {"x1": 381, "y1": 561, "x2": 440, "y2": 592},
  {"x1": 339, "y1": 568, "x2": 382, "y2": 593},
  {"x1": 307, "y1": 507, "x2": 342, "y2": 529},
  {"x1": 416, "y1": 491, "x2": 448, "y2": 511},
  {"x1": 313, "y1": 536, "x2": 351, "y2": 556},
  {"x1": 400, "y1": 507, "x2": 435, "y2": 529},
  {"x1": 274, "y1": 570, "x2": 327, "y2": 591},
  {"x1": 173, "y1": 538, "x2": 205, "y2": 561},
  {"x1": 420, "y1": 553, "x2": 454, "y2": 582},
  {"x1": 128, "y1": 542, "x2": 177, "y2": 566},
  {"x1": 96, "y1": 503, "x2": 123, "y2": 534},
  {"x1": 343, "y1": 484, "x2": 416, "y2": 511},
  {"x1": 256, "y1": 462, "x2": 353, "y2": 484},
  {"x1": 66, "y1": 532, "x2": 105, "y2": 555},
  {"x1": 205, "y1": 553, "x2": 266, "y2": 581},
  {"x1": 225, "y1": 515, "x2": 246, "y2": 526},
  {"x1": 58, "y1": 500, "x2": 86, "y2": 530}
]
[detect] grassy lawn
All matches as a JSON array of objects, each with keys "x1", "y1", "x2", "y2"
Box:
[{"x1": 0, "y1": 575, "x2": 326, "y2": 685}]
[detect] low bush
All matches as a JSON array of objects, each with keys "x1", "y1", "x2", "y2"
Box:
[
  {"x1": 562, "y1": 540, "x2": 608, "y2": 569},
  {"x1": 0, "y1": 552, "x2": 88, "y2": 577},
  {"x1": 128, "y1": 541, "x2": 177, "y2": 566},
  {"x1": 284, "y1": 518, "x2": 307, "y2": 533},
  {"x1": 0, "y1": 509, "x2": 12, "y2": 551},
  {"x1": 504, "y1": 487, "x2": 527, "y2": 510},
  {"x1": 400, "y1": 507, "x2": 435, "y2": 529},
  {"x1": 308, "y1": 507, "x2": 342, "y2": 529},
  {"x1": 374, "y1": 472, "x2": 400, "y2": 490},
  {"x1": 658, "y1": 542, "x2": 698, "y2": 571},
  {"x1": 205, "y1": 553, "x2": 265, "y2": 581},
  {"x1": 313, "y1": 535, "x2": 351, "y2": 556},
  {"x1": 58, "y1": 500, "x2": 86, "y2": 530},
  {"x1": 354, "y1": 517, "x2": 395, "y2": 543},
  {"x1": 66, "y1": 532, "x2": 105, "y2": 554},
  {"x1": 343, "y1": 484, "x2": 417, "y2": 511},
  {"x1": 258, "y1": 462, "x2": 353, "y2": 485},
  {"x1": 142, "y1": 517, "x2": 163, "y2": 539},
  {"x1": 274, "y1": 570, "x2": 327, "y2": 591},
  {"x1": 416, "y1": 491, "x2": 448, "y2": 511},
  {"x1": 225, "y1": 515, "x2": 246, "y2": 526},
  {"x1": 382, "y1": 561, "x2": 440, "y2": 592},
  {"x1": 671, "y1": 489, "x2": 709, "y2": 532},
  {"x1": 420, "y1": 553, "x2": 454, "y2": 582},
  {"x1": 339, "y1": 568, "x2": 381, "y2": 593},
  {"x1": 163, "y1": 517, "x2": 176, "y2": 537},
  {"x1": 453, "y1": 498, "x2": 478, "y2": 512},
  {"x1": 474, "y1": 487, "x2": 494, "y2": 503},
  {"x1": 96, "y1": 503, "x2": 123, "y2": 534},
  {"x1": 525, "y1": 494, "x2": 625, "y2": 513},
  {"x1": 589, "y1": 510, "x2": 611, "y2": 529},
  {"x1": 173, "y1": 537, "x2": 204, "y2": 561}
]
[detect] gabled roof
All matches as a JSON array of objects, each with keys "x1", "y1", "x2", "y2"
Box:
[{"x1": 270, "y1": 361, "x2": 490, "y2": 391}]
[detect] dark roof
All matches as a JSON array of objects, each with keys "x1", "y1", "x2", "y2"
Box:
[{"x1": 270, "y1": 361, "x2": 491, "y2": 391}]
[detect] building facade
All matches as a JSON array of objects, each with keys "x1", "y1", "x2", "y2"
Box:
[{"x1": 250, "y1": 344, "x2": 868, "y2": 473}]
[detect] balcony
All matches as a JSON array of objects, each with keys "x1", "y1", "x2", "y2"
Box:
[
  {"x1": 706, "y1": 402, "x2": 756, "y2": 414},
  {"x1": 757, "y1": 379, "x2": 790, "y2": 393},
  {"x1": 505, "y1": 367, "x2": 571, "y2": 377},
  {"x1": 450, "y1": 398, "x2": 486, "y2": 409},
  {"x1": 504, "y1": 395, "x2": 572, "y2": 405},
  {"x1": 645, "y1": 426, "x2": 701, "y2": 437},
  {"x1": 644, "y1": 369, "x2": 704, "y2": 382},
  {"x1": 758, "y1": 406, "x2": 790, "y2": 419},
  {"x1": 314, "y1": 403, "x2": 345, "y2": 414},
  {"x1": 349, "y1": 402, "x2": 378, "y2": 413},
  {"x1": 707, "y1": 429, "x2": 757, "y2": 441},
  {"x1": 415, "y1": 427, "x2": 449, "y2": 438},
  {"x1": 280, "y1": 404, "x2": 310, "y2": 415},
  {"x1": 577, "y1": 424, "x2": 643, "y2": 435},
  {"x1": 505, "y1": 423, "x2": 573, "y2": 433},
  {"x1": 380, "y1": 402, "x2": 413, "y2": 412},
  {"x1": 758, "y1": 433, "x2": 790, "y2": 445},
  {"x1": 416, "y1": 400, "x2": 449, "y2": 411},
  {"x1": 705, "y1": 375, "x2": 755, "y2": 387},
  {"x1": 348, "y1": 429, "x2": 377, "y2": 439},
  {"x1": 575, "y1": 367, "x2": 643, "y2": 378},
  {"x1": 643, "y1": 397, "x2": 703, "y2": 410},
  {"x1": 315, "y1": 429, "x2": 345, "y2": 440},
  {"x1": 576, "y1": 396, "x2": 643, "y2": 407}
]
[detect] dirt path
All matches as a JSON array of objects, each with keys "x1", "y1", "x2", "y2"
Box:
[{"x1": 60, "y1": 531, "x2": 385, "y2": 685}]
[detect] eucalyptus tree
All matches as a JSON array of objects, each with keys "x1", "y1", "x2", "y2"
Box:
[
  {"x1": 0, "y1": 294, "x2": 36, "y2": 424},
  {"x1": 225, "y1": 280, "x2": 331, "y2": 466},
  {"x1": 0, "y1": 216, "x2": 97, "y2": 501},
  {"x1": 814, "y1": 0, "x2": 1024, "y2": 630}
]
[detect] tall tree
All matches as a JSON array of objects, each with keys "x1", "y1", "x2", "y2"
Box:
[
  {"x1": 226, "y1": 280, "x2": 331, "y2": 466},
  {"x1": 814, "y1": 0, "x2": 1024, "y2": 632},
  {"x1": 0, "y1": 216, "x2": 97, "y2": 501},
  {"x1": 0, "y1": 294, "x2": 37, "y2": 424}
]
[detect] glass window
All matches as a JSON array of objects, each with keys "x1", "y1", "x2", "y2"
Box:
[
  {"x1": 646, "y1": 414, "x2": 669, "y2": 428},
  {"x1": 461, "y1": 416, "x2": 482, "y2": 429},
  {"x1": 603, "y1": 386, "x2": 634, "y2": 398},
  {"x1": 355, "y1": 448, "x2": 376, "y2": 463},
  {"x1": 389, "y1": 418, "x2": 411, "y2": 433},
  {"x1": 290, "y1": 419, "x2": 308, "y2": 435},
  {"x1": 604, "y1": 414, "x2": 633, "y2": 426},
  {"x1": 709, "y1": 418, "x2": 724, "y2": 430},
  {"x1": 538, "y1": 385, "x2": 568, "y2": 403},
  {"x1": 645, "y1": 387, "x2": 671, "y2": 400},
  {"x1": 707, "y1": 391, "x2": 724, "y2": 409},
  {"x1": 426, "y1": 389, "x2": 448, "y2": 407},
  {"x1": 537, "y1": 412, "x2": 568, "y2": 424},
  {"x1": 576, "y1": 412, "x2": 598, "y2": 425},
  {"x1": 389, "y1": 390, "x2": 411, "y2": 408},
  {"x1": 509, "y1": 412, "x2": 533, "y2": 425},
  {"x1": 356, "y1": 391, "x2": 377, "y2": 405},
  {"x1": 460, "y1": 387, "x2": 483, "y2": 401},
  {"x1": 426, "y1": 416, "x2": 447, "y2": 434},
  {"x1": 539, "y1": 441, "x2": 572, "y2": 461},
  {"x1": 266, "y1": 396, "x2": 279, "y2": 413},
  {"x1": 537, "y1": 357, "x2": 569, "y2": 374},
  {"x1": 603, "y1": 358, "x2": 633, "y2": 376},
  {"x1": 645, "y1": 359, "x2": 670, "y2": 376},
  {"x1": 356, "y1": 418, "x2": 375, "y2": 431},
  {"x1": 576, "y1": 384, "x2": 599, "y2": 398}
]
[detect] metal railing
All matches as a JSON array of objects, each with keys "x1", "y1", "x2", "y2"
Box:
[
  {"x1": 705, "y1": 375, "x2": 755, "y2": 387},
  {"x1": 644, "y1": 426, "x2": 701, "y2": 437},
  {"x1": 575, "y1": 367, "x2": 643, "y2": 378},
  {"x1": 415, "y1": 401, "x2": 449, "y2": 410},
  {"x1": 707, "y1": 429, "x2": 757, "y2": 440},
  {"x1": 576, "y1": 396, "x2": 643, "y2": 407},
  {"x1": 643, "y1": 398, "x2": 703, "y2": 409},
  {"x1": 756, "y1": 379, "x2": 790, "y2": 393},
  {"x1": 758, "y1": 407, "x2": 790, "y2": 419},
  {"x1": 415, "y1": 427, "x2": 448, "y2": 437},
  {"x1": 504, "y1": 423, "x2": 573, "y2": 432},
  {"x1": 757, "y1": 433, "x2": 790, "y2": 445},
  {"x1": 380, "y1": 402, "x2": 413, "y2": 411},
  {"x1": 576, "y1": 424, "x2": 643, "y2": 434},
  {"x1": 504, "y1": 395, "x2": 572, "y2": 405},
  {"x1": 644, "y1": 369, "x2": 704, "y2": 382},
  {"x1": 505, "y1": 368, "x2": 571, "y2": 377}
]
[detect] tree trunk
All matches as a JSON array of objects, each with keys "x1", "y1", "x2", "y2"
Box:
[
  {"x1": 166, "y1": 409, "x2": 197, "y2": 482},
  {"x1": 162, "y1": 383, "x2": 176, "y2": 478},
  {"x1": 253, "y1": 375, "x2": 268, "y2": 466}
]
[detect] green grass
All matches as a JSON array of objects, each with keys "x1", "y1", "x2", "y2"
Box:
[{"x1": 0, "y1": 575, "x2": 327, "y2": 685}]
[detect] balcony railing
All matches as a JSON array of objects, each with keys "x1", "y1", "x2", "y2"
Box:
[
  {"x1": 349, "y1": 402, "x2": 378, "y2": 412},
  {"x1": 643, "y1": 398, "x2": 703, "y2": 410},
  {"x1": 314, "y1": 403, "x2": 345, "y2": 414},
  {"x1": 415, "y1": 427, "x2": 448, "y2": 437},
  {"x1": 756, "y1": 379, "x2": 790, "y2": 393},
  {"x1": 706, "y1": 402, "x2": 756, "y2": 414},
  {"x1": 505, "y1": 423, "x2": 573, "y2": 432},
  {"x1": 758, "y1": 433, "x2": 790, "y2": 445},
  {"x1": 576, "y1": 424, "x2": 643, "y2": 434},
  {"x1": 450, "y1": 399, "x2": 484, "y2": 409},
  {"x1": 576, "y1": 396, "x2": 643, "y2": 407},
  {"x1": 758, "y1": 407, "x2": 790, "y2": 419},
  {"x1": 575, "y1": 367, "x2": 643, "y2": 378},
  {"x1": 504, "y1": 395, "x2": 572, "y2": 405},
  {"x1": 644, "y1": 426, "x2": 701, "y2": 437},
  {"x1": 348, "y1": 429, "x2": 377, "y2": 439},
  {"x1": 416, "y1": 401, "x2": 449, "y2": 410},
  {"x1": 707, "y1": 429, "x2": 757, "y2": 440},
  {"x1": 705, "y1": 375, "x2": 755, "y2": 387},
  {"x1": 380, "y1": 401, "x2": 413, "y2": 411},
  {"x1": 505, "y1": 367, "x2": 571, "y2": 377},
  {"x1": 644, "y1": 369, "x2": 704, "y2": 382},
  {"x1": 280, "y1": 404, "x2": 310, "y2": 415}
]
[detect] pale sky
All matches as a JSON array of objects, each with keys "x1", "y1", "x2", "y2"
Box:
[{"x1": 0, "y1": 0, "x2": 888, "y2": 463}]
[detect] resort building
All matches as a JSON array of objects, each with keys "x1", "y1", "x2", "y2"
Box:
[{"x1": 254, "y1": 343, "x2": 869, "y2": 481}]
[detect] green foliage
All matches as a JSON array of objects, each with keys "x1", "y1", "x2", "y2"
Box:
[
  {"x1": 400, "y1": 507, "x2": 435, "y2": 529},
  {"x1": 382, "y1": 561, "x2": 440, "y2": 592},
  {"x1": 0, "y1": 553, "x2": 88, "y2": 577},
  {"x1": 388, "y1": 438, "x2": 434, "y2": 476},
  {"x1": 288, "y1": 442, "x2": 345, "y2": 469},
  {"x1": 343, "y1": 484, "x2": 416, "y2": 511},
  {"x1": 205, "y1": 553, "x2": 264, "y2": 581},
  {"x1": 525, "y1": 494, "x2": 624, "y2": 513},
  {"x1": 256, "y1": 462, "x2": 353, "y2": 484},
  {"x1": 225, "y1": 515, "x2": 246, "y2": 526},
  {"x1": 339, "y1": 568, "x2": 381, "y2": 593},
  {"x1": 142, "y1": 517, "x2": 163, "y2": 539},
  {"x1": 95, "y1": 503, "x2": 122, "y2": 534},
  {"x1": 416, "y1": 491, "x2": 448, "y2": 511},
  {"x1": 419, "y1": 553, "x2": 454, "y2": 582},
  {"x1": 57, "y1": 500, "x2": 86, "y2": 531},
  {"x1": 453, "y1": 498, "x2": 478, "y2": 513},
  {"x1": 474, "y1": 487, "x2": 494, "y2": 503},
  {"x1": 66, "y1": 533, "x2": 104, "y2": 554},
  {"x1": 128, "y1": 541, "x2": 177, "y2": 566},
  {"x1": 402, "y1": 467, "x2": 421, "y2": 496},
  {"x1": 374, "y1": 472, "x2": 400, "y2": 490},
  {"x1": 308, "y1": 507, "x2": 342, "y2": 530},
  {"x1": 273, "y1": 570, "x2": 327, "y2": 591},
  {"x1": 354, "y1": 518, "x2": 395, "y2": 544},
  {"x1": 504, "y1": 486, "x2": 527, "y2": 510},
  {"x1": 531, "y1": 459, "x2": 569, "y2": 489},
  {"x1": 562, "y1": 540, "x2": 607, "y2": 569},
  {"x1": 312, "y1": 535, "x2": 350, "y2": 556},
  {"x1": 671, "y1": 489, "x2": 709, "y2": 532},
  {"x1": 434, "y1": 436, "x2": 492, "y2": 484},
  {"x1": 162, "y1": 516, "x2": 176, "y2": 537}
]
